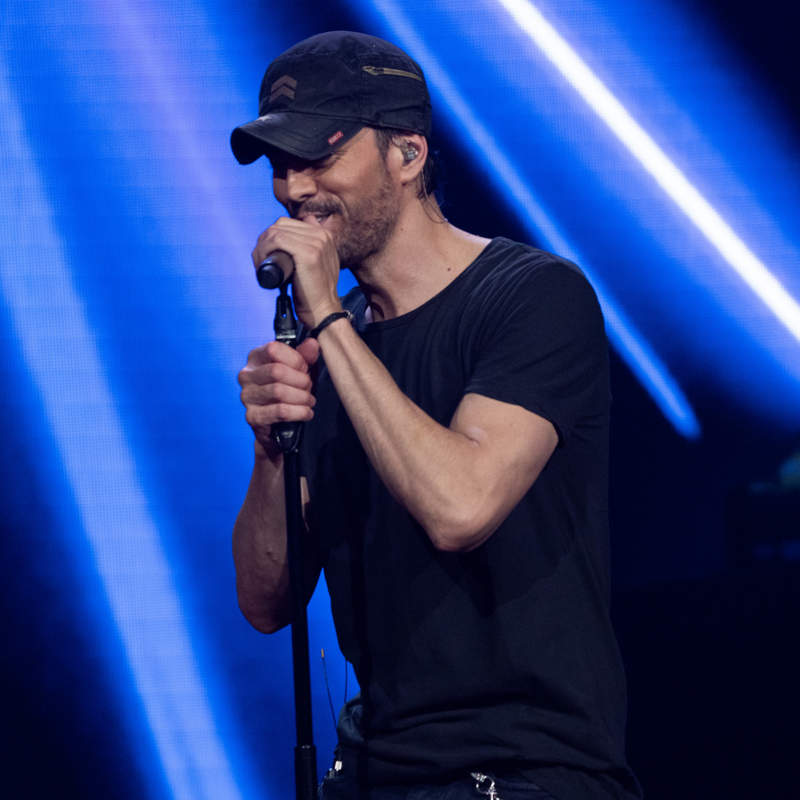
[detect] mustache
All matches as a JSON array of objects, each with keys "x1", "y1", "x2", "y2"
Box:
[{"x1": 289, "y1": 200, "x2": 343, "y2": 219}]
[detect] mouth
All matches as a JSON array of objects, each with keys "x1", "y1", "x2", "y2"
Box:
[
  {"x1": 298, "y1": 211, "x2": 337, "y2": 229},
  {"x1": 294, "y1": 202, "x2": 340, "y2": 226}
]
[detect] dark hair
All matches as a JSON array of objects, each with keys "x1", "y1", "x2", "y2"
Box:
[{"x1": 373, "y1": 127, "x2": 439, "y2": 200}]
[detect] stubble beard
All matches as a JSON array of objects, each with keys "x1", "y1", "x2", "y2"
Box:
[{"x1": 335, "y1": 168, "x2": 399, "y2": 269}]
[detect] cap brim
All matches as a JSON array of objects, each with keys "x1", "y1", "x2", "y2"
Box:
[{"x1": 230, "y1": 112, "x2": 364, "y2": 164}]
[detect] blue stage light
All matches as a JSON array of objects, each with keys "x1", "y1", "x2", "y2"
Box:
[
  {"x1": 0, "y1": 47, "x2": 244, "y2": 800},
  {"x1": 5, "y1": 2, "x2": 800, "y2": 797}
]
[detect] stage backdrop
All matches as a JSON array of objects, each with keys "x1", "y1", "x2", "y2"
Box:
[{"x1": 2, "y1": 1, "x2": 798, "y2": 798}]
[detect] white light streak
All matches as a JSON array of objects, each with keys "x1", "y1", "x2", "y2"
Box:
[{"x1": 497, "y1": 0, "x2": 800, "y2": 344}]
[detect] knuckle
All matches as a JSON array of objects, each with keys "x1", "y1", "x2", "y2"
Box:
[
  {"x1": 245, "y1": 403, "x2": 274, "y2": 429},
  {"x1": 267, "y1": 383, "x2": 286, "y2": 403},
  {"x1": 238, "y1": 365, "x2": 258, "y2": 389},
  {"x1": 265, "y1": 362, "x2": 285, "y2": 382},
  {"x1": 264, "y1": 340, "x2": 283, "y2": 360},
  {"x1": 240, "y1": 385, "x2": 260, "y2": 406},
  {"x1": 247, "y1": 344, "x2": 266, "y2": 365}
]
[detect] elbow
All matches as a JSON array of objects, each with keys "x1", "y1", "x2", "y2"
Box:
[
  {"x1": 239, "y1": 603, "x2": 288, "y2": 634},
  {"x1": 236, "y1": 589, "x2": 290, "y2": 634},
  {"x1": 424, "y1": 502, "x2": 496, "y2": 553}
]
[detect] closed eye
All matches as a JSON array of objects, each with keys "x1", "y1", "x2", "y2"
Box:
[{"x1": 267, "y1": 151, "x2": 335, "y2": 179}]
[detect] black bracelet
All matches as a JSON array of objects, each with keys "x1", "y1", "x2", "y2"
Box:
[{"x1": 309, "y1": 310, "x2": 353, "y2": 339}]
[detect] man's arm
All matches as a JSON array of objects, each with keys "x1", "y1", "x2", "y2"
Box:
[
  {"x1": 251, "y1": 219, "x2": 559, "y2": 553},
  {"x1": 232, "y1": 338, "x2": 321, "y2": 632},
  {"x1": 314, "y1": 317, "x2": 558, "y2": 552}
]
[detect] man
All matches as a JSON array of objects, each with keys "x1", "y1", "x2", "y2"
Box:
[{"x1": 231, "y1": 30, "x2": 640, "y2": 800}]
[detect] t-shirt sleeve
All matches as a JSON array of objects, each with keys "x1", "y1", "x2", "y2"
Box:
[{"x1": 464, "y1": 257, "x2": 609, "y2": 444}]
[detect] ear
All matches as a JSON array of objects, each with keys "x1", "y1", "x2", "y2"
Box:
[{"x1": 386, "y1": 133, "x2": 428, "y2": 187}]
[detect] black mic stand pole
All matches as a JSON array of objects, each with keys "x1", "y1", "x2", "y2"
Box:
[{"x1": 269, "y1": 281, "x2": 317, "y2": 800}]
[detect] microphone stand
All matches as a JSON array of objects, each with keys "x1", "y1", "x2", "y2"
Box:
[{"x1": 270, "y1": 282, "x2": 317, "y2": 800}]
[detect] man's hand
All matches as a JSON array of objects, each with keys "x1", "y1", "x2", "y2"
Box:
[
  {"x1": 251, "y1": 217, "x2": 342, "y2": 329},
  {"x1": 238, "y1": 337, "x2": 320, "y2": 457}
]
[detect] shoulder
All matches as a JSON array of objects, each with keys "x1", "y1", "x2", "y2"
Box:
[
  {"x1": 466, "y1": 237, "x2": 601, "y2": 320},
  {"x1": 480, "y1": 237, "x2": 588, "y2": 281}
]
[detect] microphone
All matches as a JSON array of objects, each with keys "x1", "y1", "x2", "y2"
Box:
[{"x1": 256, "y1": 250, "x2": 294, "y2": 289}]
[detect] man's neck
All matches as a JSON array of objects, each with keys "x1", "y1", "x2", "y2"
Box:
[{"x1": 353, "y1": 199, "x2": 490, "y2": 322}]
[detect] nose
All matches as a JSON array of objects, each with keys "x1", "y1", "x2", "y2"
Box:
[{"x1": 279, "y1": 166, "x2": 318, "y2": 207}]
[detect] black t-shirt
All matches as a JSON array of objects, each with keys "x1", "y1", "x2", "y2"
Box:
[{"x1": 301, "y1": 238, "x2": 640, "y2": 799}]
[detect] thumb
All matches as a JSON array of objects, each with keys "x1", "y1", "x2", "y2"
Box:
[{"x1": 297, "y1": 336, "x2": 321, "y2": 366}]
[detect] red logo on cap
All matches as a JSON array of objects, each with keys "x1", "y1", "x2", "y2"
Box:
[{"x1": 327, "y1": 130, "x2": 345, "y2": 146}]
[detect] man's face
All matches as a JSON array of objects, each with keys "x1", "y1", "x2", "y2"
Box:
[{"x1": 269, "y1": 128, "x2": 400, "y2": 268}]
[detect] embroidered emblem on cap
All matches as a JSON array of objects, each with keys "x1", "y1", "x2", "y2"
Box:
[
  {"x1": 327, "y1": 130, "x2": 345, "y2": 146},
  {"x1": 270, "y1": 75, "x2": 297, "y2": 103}
]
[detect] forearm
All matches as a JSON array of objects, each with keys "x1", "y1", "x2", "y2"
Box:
[
  {"x1": 232, "y1": 446, "x2": 293, "y2": 633},
  {"x1": 316, "y1": 319, "x2": 515, "y2": 550},
  {"x1": 234, "y1": 331, "x2": 321, "y2": 632}
]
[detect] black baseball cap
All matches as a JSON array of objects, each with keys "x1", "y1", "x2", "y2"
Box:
[{"x1": 230, "y1": 31, "x2": 432, "y2": 164}]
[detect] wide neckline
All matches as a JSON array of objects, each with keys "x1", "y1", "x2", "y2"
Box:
[{"x1": 351, "y1": 237, "x2": 504, "y2": 333}]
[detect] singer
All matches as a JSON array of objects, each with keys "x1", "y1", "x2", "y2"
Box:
[{"x1": 230, "y1": 31, "x2": 640, "y2": 800}]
